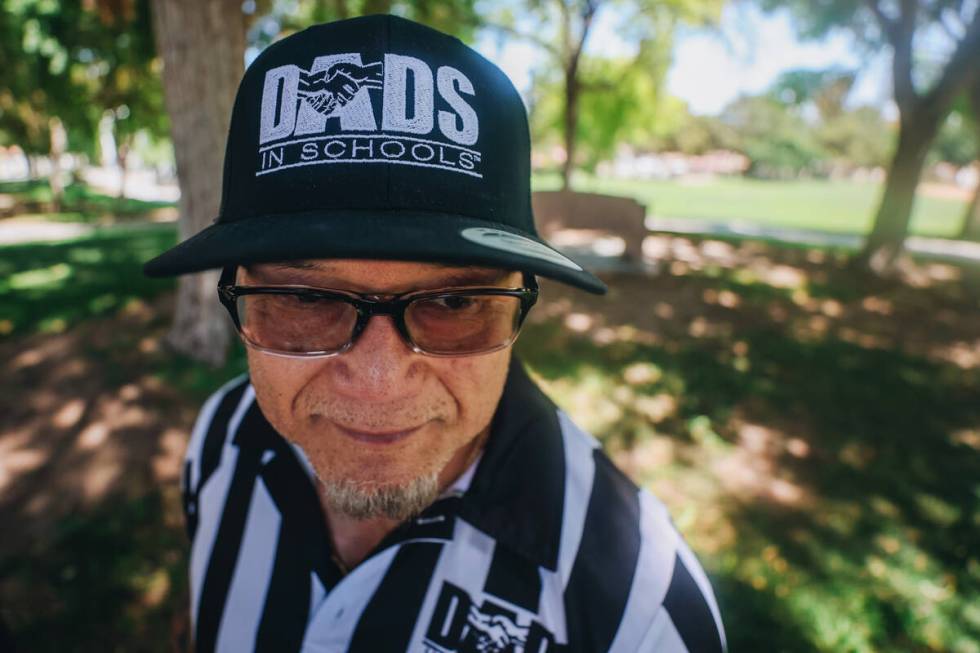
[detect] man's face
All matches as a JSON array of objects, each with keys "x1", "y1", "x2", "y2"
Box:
[{"x1": 238, "y1": 259, "x2": 521, "y2": 520}]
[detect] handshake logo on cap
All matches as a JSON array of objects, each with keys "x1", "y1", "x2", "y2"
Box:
[{"x1": 258, "y1": 54, "x2": 483, "y2": 178}]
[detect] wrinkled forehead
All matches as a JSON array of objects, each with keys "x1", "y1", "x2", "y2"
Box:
[{"x1": 239, "y1": 258, "x2": 520, "y2": 292}]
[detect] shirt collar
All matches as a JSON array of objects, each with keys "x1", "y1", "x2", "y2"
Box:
[{"x1": 457, "y1": 354, "x2": 566, "y2": 572}]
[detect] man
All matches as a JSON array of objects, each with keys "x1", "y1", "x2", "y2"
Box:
[{"x1": 144, "y1": 14, "x2": 726, "y2": 653}]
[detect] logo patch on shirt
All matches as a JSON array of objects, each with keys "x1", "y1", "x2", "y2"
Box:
[
  {"x1": 257, "y1": 54, "x2": 483, "y2": 178},
  {"x1": 423, "y1": 582, "x2": 556, "y2": 653}
]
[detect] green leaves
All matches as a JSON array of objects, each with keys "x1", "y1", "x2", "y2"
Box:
[{"x1": 0, "y1": 0, "x2": 166, "y2": 160}]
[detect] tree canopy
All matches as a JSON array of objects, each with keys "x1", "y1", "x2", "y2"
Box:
[
  {"x1": 1, "y1": 0, "x2": 166, "y2": 159},
  {"x1": 757, "y1": 0, "x2": 980, "y2": 268},
  {"x1": 486, "y1": 0, "x2": 724, "y2": 187}
]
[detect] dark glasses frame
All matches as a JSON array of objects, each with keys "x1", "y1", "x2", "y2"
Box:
[{"x1": 217, "y1": 265, "x2": 539, "y2": 358}]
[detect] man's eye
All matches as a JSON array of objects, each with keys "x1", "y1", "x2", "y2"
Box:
[
  {"x1": 292, "y1": 294, "x2": 320, "y2": 304},
  {"x1": 432, "y1": 296, "x2": 477, "y2": 310}
]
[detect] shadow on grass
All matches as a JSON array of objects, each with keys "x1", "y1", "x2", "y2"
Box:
[
  {"x1": 516, "y1": 252, "x2": 980, "y2": 651},
  {"x1": 0, "y1": 224, "x2": 177, "y2": 338},
  {"x1": 710, "y1": 574, "x2": 822, "y2": 653},
  {"x1": 0, "y1": 492, "x2": 189, "y2": 653},
  {"x1": 0, "y1": 225, "x2": 251, "y2": 651}
]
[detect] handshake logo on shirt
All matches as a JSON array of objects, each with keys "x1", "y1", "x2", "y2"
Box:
[
  {"x1": 424, "y1": 581, "x2": 557, "y2": 653},
  {"x1": 465, "y1": 604, "x2": 528, "y2": 652}
]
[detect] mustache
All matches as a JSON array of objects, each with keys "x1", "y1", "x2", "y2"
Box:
[{"x1": 295, "y1": 391, "x2": 456, "y2": 431}]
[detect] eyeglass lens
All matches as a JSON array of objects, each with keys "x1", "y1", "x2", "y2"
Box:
[
  {"x1": 236, "y1": 293, "x2": 523, "y2": 355},
  {"x1": 238, "y1": 293, "x2": 358, "y2": 354},
  {"x1": 405, "y1": 295, "x2": 522, "y2": 355}
]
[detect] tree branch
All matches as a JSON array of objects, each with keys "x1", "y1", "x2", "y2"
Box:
[
  {"x1": 873, "y1": 0, "x2": 918, "y2": 113},
  {"x1": 569, "y1": 0, "x2": 599, "y2": 69},
  {"x1": 557, "y1": 0, "x2": 571, "y2": 66},
  {"x1": 864, "y1": 0, "x2": 897, "y2": 41},
  {"x1": 483, "y1": 22, "x2": 562, "y2": 59},
  {"x1": 922, "y1": 5, "x2": 980, "y2": 117},
  {"x1": 971, "y1": 64, "x2": 980, "y2": 114},
  {"x1": 921, "y1": 2, "x2": 966, "y2": 41},
  {"x1": 938, "y1": 7, "x2": 965, "y2": 41}
]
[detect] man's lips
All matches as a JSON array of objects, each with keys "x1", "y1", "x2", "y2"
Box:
[{"x1": 332, "y1": 422, "x2": 424, "y2": 445}]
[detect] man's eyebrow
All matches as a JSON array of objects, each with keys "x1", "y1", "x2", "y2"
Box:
[
  {"x1": 245, "y1": 262, "x2": 517, "y2": 289},
  {"x1": 428, "y1": 269, "x2": 514, "y2": 286},
  {"x1": 251, "y1": 262, "x2": 512, "y2": 282},
  {"x1": 259, "y1": 261, "x2": 322, "y2": 271}
]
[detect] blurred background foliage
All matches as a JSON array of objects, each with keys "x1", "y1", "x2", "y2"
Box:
[{"x1": 1, "y1": 0, "x2": 980, "y2": 652}]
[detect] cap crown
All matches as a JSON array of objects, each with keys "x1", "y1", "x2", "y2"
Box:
[{"x1": 217, "y1": 14, "x2": 535, "y2": 233}]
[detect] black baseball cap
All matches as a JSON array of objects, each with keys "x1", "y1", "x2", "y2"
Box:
[{"x1": 143, "y1": 14, "x2": 607, "y2": 294}]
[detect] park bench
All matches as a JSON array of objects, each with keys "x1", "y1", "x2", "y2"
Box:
[{"x1": 532, "y1": 190, "x2": 648, "y2": 261}]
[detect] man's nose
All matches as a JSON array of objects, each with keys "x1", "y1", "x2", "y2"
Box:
[{"x1": 328, "y1": 315, "x2": 421, "y2": 400}]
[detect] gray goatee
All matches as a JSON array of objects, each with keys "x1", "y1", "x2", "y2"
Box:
[{"x1": 319, "y1": 472, "x2": 441, "y2": 521}]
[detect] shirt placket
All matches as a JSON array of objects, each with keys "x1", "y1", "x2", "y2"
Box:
[{"x1": 301, "y1": 500, "x2": 460, "y2": 652}]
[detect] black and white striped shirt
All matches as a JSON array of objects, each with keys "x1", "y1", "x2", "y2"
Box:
[{"x1": 181, "y1": 356, "x2": 726, "y2": 652}]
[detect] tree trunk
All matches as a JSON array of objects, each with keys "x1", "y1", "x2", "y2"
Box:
[
  {"x1": 557, "y1": 3, "x2": 595, "y2": 192},
  {"x1": 958, "y1": 78, "x2": 980, "y2": 241},
  {"x1": 957, "y1": 175, "x2": 980, "y2": 240},
  {"x1": 117, "y1": 137, "x2": 130, "y2": 200},
  {"x1": 560, "y1": 66, "x2": 578, "y2": 191},
  {"x1": 48, "y1": 117, "x2": 66, "y2": 211},
  {"x1": 151, "y1": 0, "x2": 245, "y2": 367},
  {"x1": 857, "y1": 108, "x2": 941, "y2": 272}
]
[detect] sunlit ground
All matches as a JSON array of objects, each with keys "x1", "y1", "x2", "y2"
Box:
[{"x1": 1, "y1": 226, "x2": 978, "y2": 652}]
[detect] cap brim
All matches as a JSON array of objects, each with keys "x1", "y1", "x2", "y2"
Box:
[{"x1": 143, "y1": 210, "x2": 607, "y2": 294}]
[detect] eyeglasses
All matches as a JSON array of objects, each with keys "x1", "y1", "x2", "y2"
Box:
[{"x1": 217, "y1": 267, "x2": 538, "y2": 358}]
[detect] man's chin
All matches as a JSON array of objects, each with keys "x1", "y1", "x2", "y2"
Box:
[{"x1": 317, "y1": 471, "x2": 440, "y2": 521}]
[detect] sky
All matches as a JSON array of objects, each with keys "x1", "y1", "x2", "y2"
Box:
[{"x1": 474, "y1": 3, "x2": 896, "y2": 118}]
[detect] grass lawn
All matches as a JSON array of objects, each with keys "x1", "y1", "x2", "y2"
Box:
[
  {"x1": 0, "y1": 223, "x2": 178, "y2": 338},
  {"x1": 533, "y1": 173, "x2": 971, "y2": 239},
  {"x1": 0, "y1": 179, "x2": 174, "y2": 224},
  {"x1": 1, "y1": 226, "x2": 979, "y2": 652},
  {"x1": 518, "y1": 261, "x2": 980, "y2": 652},
  {"x1": 3, "y1": 175, "x2": 972, "y2": 240}
]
